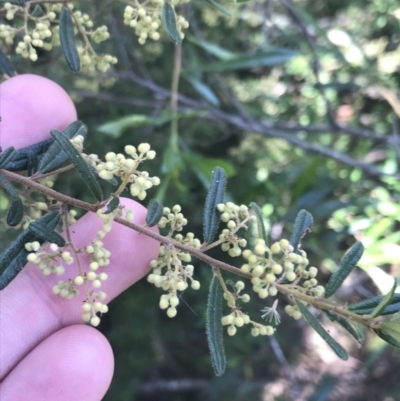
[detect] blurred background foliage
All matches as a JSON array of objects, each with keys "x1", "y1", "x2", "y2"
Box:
[{"x1": 1, "y1": 0, "x2": 400, "y2": 399}]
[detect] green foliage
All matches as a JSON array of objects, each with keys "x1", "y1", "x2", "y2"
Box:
[
  {"x1": 323, "y1": 310, "x2": 363, "y2": 344},
  {"x1": 2, "y1": 140, "x2": 53, "y2": 172},
  {"x1": 368, "y1": 279, "x2": 398, "y2": 318},
  {"x1": 161, "y1": 3, "x2": 181, "y2": 44},
  {"x1": 146, "y1": 198, "x2": 164, "y2": 226},
  {"x1": 28, "y1": 219, "x2": 66, "y2": 247},
  {"x1": 296, "y1": 300, "x2": 348, "y2": 360},
  {"x1": 39, "y1": 121, "x2": 87, "y2": 174},
  {"x1": 190, "y1": 48, "x2": 298, "y2": 73},
  {"x1": 50, "y1": 130, "x2": 103, "y2": 201},
  {"x1": 203, "y1": 167, "x2": 226, "y2": 243},
  {"x1": 0, "y1": 210, "x2": 61, "y2": 290},
  {"x1": 202, "y1": 0, "x2": 231, "y2": 15},
  {"x1": 104, "y1": 196, "x2": 120, "y2": 214},
  {"x1": 59, "y1": 8, "x2": 80, "y2": 72},
  {"x1": 289, "y1": 209, "x2": 313, "y2": 251},
  {"x1": 249, "y1": 202, "x2": 268, "y2": 244},
  {"x1": 0, "y1": 173, "x2": 23, "y2": 226},
  {"x1": 0, "y1": 48, "x2": 15, "y2": 77},
  {"x1": 206, "y1": 275, "x2": 226, "y2": 376},
  {"x1": 374, "y1": 323, "x2": 400, "y2": 349},
  {"x1": 325, "y1": 241, "x2": 364, "y2": 298},
  {"x1": 1, "y1": 0, "x2": 400, "y2": 398},
  {"x1": 348, "y1": 294, "x2": 400, "y2": 316},
  {"x1": 0, "y1": 147, "x2": 17, "y2": 169}
]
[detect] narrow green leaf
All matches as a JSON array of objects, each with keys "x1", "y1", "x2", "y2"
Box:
[
  {"x1": 146, "y1": 199, "x2": 164, "y2": 227},
  {"x1": 348, "y1": 294, "x2": 400, "y2": 312},
  {"x1": 368, "y1": 279, "x2": 397, "y2": 318},
  {"x1": 50, "y1": 130, "x2": 103, "y2": 201},
  {"x1": 348, "y1": 294, "x2": 400, "y2": 316},
  {"x1": 97, "y1": 114, "x2": 168, "y2": 137},
  {"x1": 0, "y1": 147, "x2": 17, "y2": 169},
  {"x1": 203, "y1": 0, "x2": 231, "y2": 16},
  {"x1": 59, "y1": 8, "x2": 80, "y2": 72},
  {"x1": 0, "y1": 210, "x2": 61, "y2": 290},
  {"x1": 104, "y1": 196, "x2": 120, "y2": 214},
  {"x1": 161, "y1": 2, "x2": 182, "y2": 44},
  {"x1": 27, "y1": 150, "x2": 39, "y2": 177},
  {"x1": 290, "y1": 209, "x2": 313, "y2": 250},
  {"x1": 190, "y1": 48, "x2": 297, "y2": 73},
  {"x1": 374, "y1": 322, "x2": 400, "y2": 348},
  {"x1": 325, "y1": 242, "x2": 364, "y2": 298},
  {"x1": 28, "y1": 220, "x2": 66, "y2": 247},
  {"x1": 185, "y1": 76, "x2": 220, "y2": 106},
  {"x1": 0, "y1": 48, "x2": 16, "y2": 77},
  {"x1": 188, "y1": 37, "x2": 235, "y2": 60},
  {"x1": 295, "y1": 300, "x2": 348, "y2": 360},
  {"x1": 203, "y1": 167, "x2": 226, "y2": 244},
  {"x1": 323, "y1": 310, "x2": 363, "y2": 344},
  {"x1": 2, "y1": 139, "x2": 53, "y2": 172},
  {"x1": 351, "y1": 303, "x2": 400, "y2": 316},
  {"x1": 0, "y1": 173, "x2": 24, "y2": 227},
  {"x1": 39, "y1": 121, "x2": 87, "y2": 174},
  {"x1": 206, "y1": 275, "x2": 226, "y2": 376},
  {"x1": 249, "y1": 202, "x2": 268, "y2": 244}
]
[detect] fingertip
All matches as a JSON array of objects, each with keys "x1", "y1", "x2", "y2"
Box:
[
  {"x1": 0, "y1": 74, "x2": 77, "y2": 150},
  {"x1": 0, "y1": 325, "x2": 114, "y2": 401}
]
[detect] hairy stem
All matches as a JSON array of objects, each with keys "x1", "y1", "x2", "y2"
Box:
[{"x1": 1, "y1": 168, "x2": 376, "y2": 329}]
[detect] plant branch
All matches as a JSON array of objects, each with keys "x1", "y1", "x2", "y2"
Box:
[{"x1": 2, "y1": 167, "x2": 379, "y2": 330}]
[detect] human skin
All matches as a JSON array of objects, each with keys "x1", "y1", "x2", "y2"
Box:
[{"x1": 0, "y1": 74, "x2": 159, "y2": 400}]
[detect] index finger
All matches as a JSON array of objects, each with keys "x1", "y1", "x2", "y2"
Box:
[
  {"x1": 0, "y1": 74, "x2": 77, "y2": 150},
  {"x1": 0, "y1": 75, "x2": 160, "y2": 379}
]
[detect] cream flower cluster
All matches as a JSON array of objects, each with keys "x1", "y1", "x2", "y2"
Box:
[
  {"x1": 217, "y1": 203, "x2": 253, "y2": 256},
  {"x1": 157, "y1": 205, "x2": 188, "y2": 232},
  {"x1": 95, "y1": 143, "x2": 160, "y2": 201},
  {"x1": 26, "y1": 242, "x2": 72, "y2": 276},
  {"x1": 241, "y1": 239, "x2": 297, "y2": 299},
  {"x1": 1, "y1": 3, "x2": 56, "y2": 60},
  {"x1": 123, "y1": 1, "x2": 189, "y2": 45},
  {"x1": 0, "y1": 2, "x2": 117, "y2": 72},
  {"x1": 25, "y1": 203, "x2": 119, "y2": 327},
  {"x1": 220, "y1": 281, "x2": 274, "y2": 336},
  {"x1": 148, "y1": 231, "x2": 202, "y2": 317}
]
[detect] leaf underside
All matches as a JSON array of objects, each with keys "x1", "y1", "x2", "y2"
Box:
[
  {"x1": 0, "y1": 211, "x2": 61, "y2": 290},
  {"x1": 296, "y1": 300, "x2": 348, "y2": 360},
  {"x1": 161, "y1": 3, "x2": 182, "y2": 44},
  {"x1": 50, "y1": 130, "x2": 103, "y2": 201},
  {"x1": 289, "y1": 209, "x2": 314, "y2": 251},
  {"x1": 249, "y1": 202, "x2": 268, "y2": 244},
  {"x1": 203, "y1": 167, "x2": 226, "y2": 244},
  {"x1": 59, "y1": 8, "x2": 81, "y2": 72},
  {"x1": 146, "y1": 199, "x2": 164, "y2": 227},
  {"x1": 325, "y1": 241, "x2": 364, "y2": 298},
  {"x1": 206, "y1": 275, "x2": 226, "y2": 376}
]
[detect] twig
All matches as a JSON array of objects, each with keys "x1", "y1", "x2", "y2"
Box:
[{"x1": 1, "y1": 168, "x2": 379, "y2": 329}]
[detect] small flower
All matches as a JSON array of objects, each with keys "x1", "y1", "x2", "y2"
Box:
[{"x1": 261, "y1": 299, "x2": 281, "y2": 326}]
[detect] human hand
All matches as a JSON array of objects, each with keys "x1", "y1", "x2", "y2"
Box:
[{"x1": 0, "y1": 74, "x2": 159, "y2": 401}]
